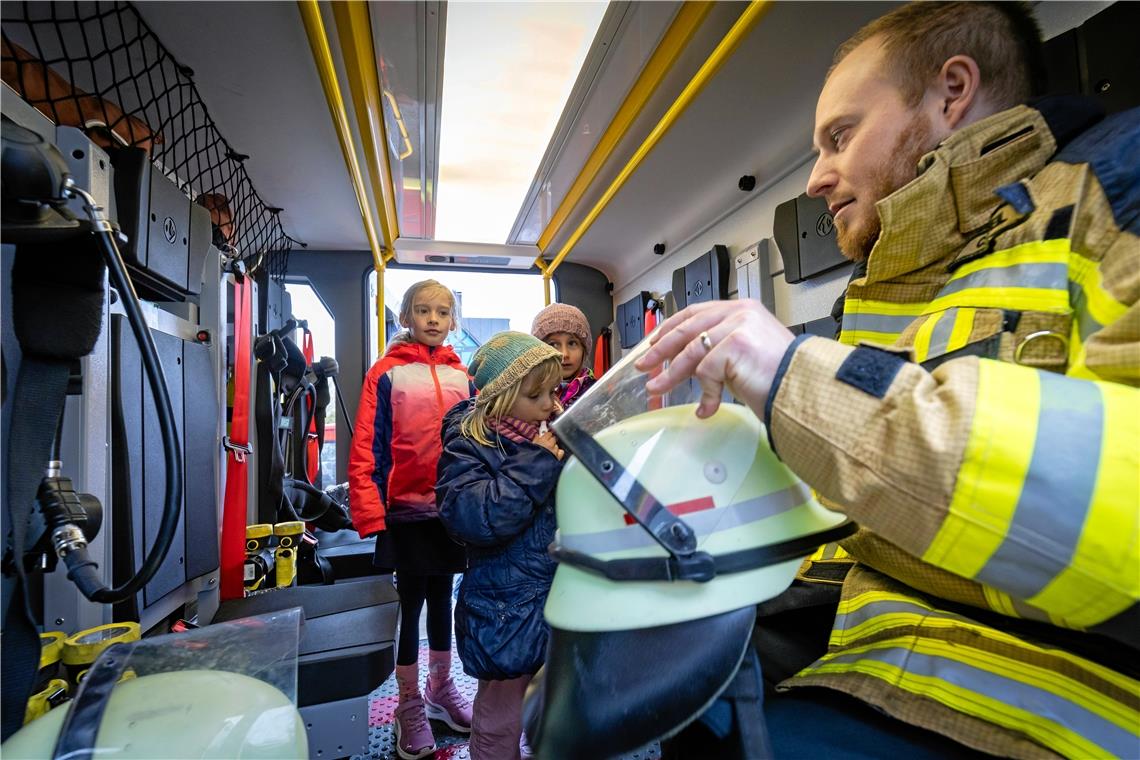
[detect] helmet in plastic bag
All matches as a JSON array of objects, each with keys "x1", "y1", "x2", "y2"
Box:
[{"x1": 523, "y1": 334, "x2": 855, "y2": 759}]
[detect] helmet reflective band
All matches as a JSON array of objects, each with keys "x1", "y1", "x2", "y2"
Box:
[{"x1": 545, "y1": 403, "x2": 848, "y2": 632}]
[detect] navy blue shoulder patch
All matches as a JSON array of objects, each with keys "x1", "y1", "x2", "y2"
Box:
[
  {"x1": 1055, "y1": 107, "x2": 1140, "y2": 234},
  {"x1": 836, "y1": 345, "x2": 908, "y2": 399}
]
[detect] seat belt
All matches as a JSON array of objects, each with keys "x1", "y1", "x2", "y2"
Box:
[
  {"x1": 300, "y1": 327, "x2": 319, "y2": 486},
  {"x1": 220, "y1": 274, "x2": 252, "y2": 601},
  {"x1": 2, "y1": 237, "x2": 107, "y2": 741}
]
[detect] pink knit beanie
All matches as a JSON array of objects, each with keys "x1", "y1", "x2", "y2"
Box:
[{"x1": 531, "y1": 303, "x2": 592, "y2": 354}]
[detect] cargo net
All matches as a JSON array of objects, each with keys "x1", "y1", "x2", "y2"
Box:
[{"x1": 1, "y1": 0, "x2": 300, "y2": 280}]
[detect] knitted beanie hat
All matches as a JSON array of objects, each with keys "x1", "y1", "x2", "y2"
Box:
[
  {"x1": 469, "y1": 331, "x2": 562, "y2": 406},
  {"x1": 531, "y1": 303, "x2": 592, "y2": 354}
]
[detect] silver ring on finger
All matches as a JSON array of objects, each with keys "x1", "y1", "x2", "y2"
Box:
[{"x1": 699, "y1": 331, "x2": 713, "y2": 352}]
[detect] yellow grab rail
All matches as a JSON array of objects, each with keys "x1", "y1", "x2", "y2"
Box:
[
  {"x1": 542, "y1": 0, "x2": 772, "y2": 295},
  {"x1": 535, "y1": 1, "x2": 713, "y2": 255},
  {"x1": 298, "y1": 0, "x2": 385, "y2": 268},
  {"x1": 331, "y1": 0, "x2": 401, "y2": 252}
]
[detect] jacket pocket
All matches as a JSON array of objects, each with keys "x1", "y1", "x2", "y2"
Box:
[{"x1": 455, "y1": 582, "x2": 549, "y2": 680}]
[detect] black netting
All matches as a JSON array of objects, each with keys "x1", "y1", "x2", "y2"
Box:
[{"x1": 2, "y1": 0, "x2": 301, "y2": 281}]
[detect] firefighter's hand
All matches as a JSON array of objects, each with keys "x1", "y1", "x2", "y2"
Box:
[
  {"x1": 635, "y1": 299, "x2": 795, "y2": 419},
  {"x1": 534, "y1": 431, "x2": 565, "y2": 461}
]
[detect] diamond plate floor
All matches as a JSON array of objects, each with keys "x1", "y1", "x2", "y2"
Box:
[{"x1": 352, "y1": 640, "x2": 660, "y2": 760}]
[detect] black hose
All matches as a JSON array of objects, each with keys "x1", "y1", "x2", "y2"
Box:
[
  {"x1": 333, "y1": 377, "x2": 354, "y2": 439},
  {"x1": 65, "y1": 217, "x2": 182, "y2": 604}
]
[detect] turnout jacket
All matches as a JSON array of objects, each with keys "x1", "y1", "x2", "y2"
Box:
[
  {"x1": 436, "y1": 400, "x2": 562, "y2": 681},
  {"x1": 348, "y1": 340, "x2": 470, "y2": 538},
  {"x1": 766, "y1": 98, "x2": 1140, "y2": 758}
]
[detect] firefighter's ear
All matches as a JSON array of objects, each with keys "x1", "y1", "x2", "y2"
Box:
[{"x1": 930, "y1": 54, "x2": 982, "y2": 131}]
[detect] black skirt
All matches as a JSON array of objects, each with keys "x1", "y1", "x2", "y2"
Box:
[{"x1": 372, "y1": 517, "x2": 467, "y2": 575}]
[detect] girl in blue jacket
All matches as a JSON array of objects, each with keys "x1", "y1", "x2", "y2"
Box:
[{"x1": 437, "y1": 332, "x2": 565, "y2": 760}]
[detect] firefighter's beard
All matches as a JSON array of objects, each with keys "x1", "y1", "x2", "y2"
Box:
[{"x1": 837, "y1": 112, "x2": 935, "y2": 262}]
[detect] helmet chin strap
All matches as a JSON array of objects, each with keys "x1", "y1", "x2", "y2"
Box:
[
  {"x1": 554, "y1": 416, "x2": 718, "y2": 579},
  {"x1": 552, "y1": 416, "x2": 857, "y2": 583}
]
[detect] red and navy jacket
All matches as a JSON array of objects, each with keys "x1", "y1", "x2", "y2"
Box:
[{"x1": 349, "y1": 339, "x2": 471, "y2": 538}]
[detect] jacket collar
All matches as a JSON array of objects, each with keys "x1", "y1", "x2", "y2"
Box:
[
  {"x1": 385, "y1": 338, "x2": 465, "y2": 368},
  {"x1": 859, "y1": 98, "x2": 1100, "y2": 287}
]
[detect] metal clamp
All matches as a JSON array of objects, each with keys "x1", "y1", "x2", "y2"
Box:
[
  {"x1": 1014, "y1": 330, "x2": 1068, "y2": 365},
  {"x1": 223, "y1": 436, "x2": 253, "y2": 462}
]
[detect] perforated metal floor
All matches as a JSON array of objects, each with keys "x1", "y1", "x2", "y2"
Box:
[{"x1": 352, "y1": 640, "x2": 660, "y2": 760}]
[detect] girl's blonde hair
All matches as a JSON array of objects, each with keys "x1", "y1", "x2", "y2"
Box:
[
  {"x1": 388, "y1": 279, "x2": 459, "y2": 349},
  {"x1": 460, "y1": 356, "x2": 563, "y2": 446}
]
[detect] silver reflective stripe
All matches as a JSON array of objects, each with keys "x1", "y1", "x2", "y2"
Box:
[
  {"x1": 1069, "y1": 280, "x2": 1105, "y2": 342},
  {"x1": 975, "y1": 372, "x2": 1104, "y2": 600},
  {"x1": 926, "y1": 308, "x2": 958, "y2": 359},
  {"x1": 1010, "y1": 596, "x2": 1054, "y2": 624},
  {"x1": 832, "y1": 599, "x2": 971, "y2": 633},
  {"x1": 820, "y1": 645, "x2": 1134, "y2": 757},
  {"x1": 840, "y1": 312, "x2": 916, "y2": 336},
  {"x1": 559, "y1": 482, "x2": 813, "y2": 555},
  {"x1": 939, "y1": 262, "x2": 1067, "y2": 297}
]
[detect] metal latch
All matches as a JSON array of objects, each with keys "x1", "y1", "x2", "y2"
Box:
[{"x1": 222, "y1": 437, "x2": 253, "y2": 462}]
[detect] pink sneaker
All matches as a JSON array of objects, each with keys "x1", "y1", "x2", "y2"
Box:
[
  {"x1": 424, "y1": 677, "x2": 473, "y2": 733},
  {"x1": 394, "y1": 694, "x2": 436, "y2": 759}
]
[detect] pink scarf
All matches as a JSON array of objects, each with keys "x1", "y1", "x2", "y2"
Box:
[
  {"x1": 487, "y1": 415, "x2": 539, "y2": 444},
  {"x1": 558, "y1": 367, "x2": 594, "y2": 407}
]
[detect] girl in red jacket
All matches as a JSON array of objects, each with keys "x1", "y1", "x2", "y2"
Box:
[{"x1": 349, "y1": 279, "x2": 473, "y2": 759}]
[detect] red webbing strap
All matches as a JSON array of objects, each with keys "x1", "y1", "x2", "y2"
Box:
[
  {"x1": 593, "y1": 330, "x2": 611, "y2": 377},
  {"x1": 644, "y1": 309, "x2": 662, "y2": 410},
  {"x1": 301, "y1": 328, "x2": 319, "y2": 484},
  {"x1": 220, "y1": 276, "x2": 252, "y2": 600}
]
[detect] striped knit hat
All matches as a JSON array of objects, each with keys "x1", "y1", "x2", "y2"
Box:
[
  {"x1": 531, "y1": 303, "x2": 592, "y2": 356},
  {"x1": 469, "y1": 331, "x2": 562, "y2": 406}
]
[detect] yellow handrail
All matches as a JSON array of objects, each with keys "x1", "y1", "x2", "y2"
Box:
[
  {"x1": 535, "y1": 1, "x2": 713, "y2": 255},
  {"x1": 382, "y1": 90, "x2": 415, "y2": 161},
  {"x1": 297, "y1": 0, "x2": 388, "y2": 354},
  {"x1": 331, "y1": 0, "x2": 401, "y2": 251},
  {"x1": 543, "y1": 0, "x2": 772, "y2": 287}
]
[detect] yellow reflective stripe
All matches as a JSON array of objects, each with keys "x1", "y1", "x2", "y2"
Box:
[
  {"x1": 808, "y1": 637, "x2": 1132, "y2": 758},
  {"x1": 946, "y1": 307, "x2": 975, "y2": 353},
  {"x1": 836, "y1": 592, "x2": 1136, "y2": 693},
  {"x1": 840, "y1": 299, "x2": 926, "y2": 346},
  {"x1": 928, "y1": 286, "x2": 1068, "y2": 313},
  {"x1": 924, "y1": 361, "x2": 1039, "y2": 575},
  {"x1": 952, "y1": 239, "x2": 1070, "y2": 274},
  {"x1": 838, "y1": 330, "x2": 901, "y2": 346},
  {"x1": 822, "y1": 634, "x2": 1140, "y2": 735},
  {"x1": 911, "y1": 313, "x2": 939, "y2": 362},
  {"x1": 983, "y1": 585, "x2": 1019, "y2": 618},
  {"x1": 845, "y1": 299, "x2": 930, "y2": 316},
  {"x1": 1029, "y1": 379, "x2": 1140, "y2": 626},
  {"x1": 808, "y1": 543, "x2": 849, "y2": 561},
  {"x1": 927, "y1": 240, "x2": 1071, "y2": 314},
  {"x1": 1068, "y1": 253, "x2": 1129, "y2": 338}
]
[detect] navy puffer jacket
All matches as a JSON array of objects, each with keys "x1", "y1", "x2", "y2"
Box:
[{"x1": 436, "y1": 399, "x2": 562, "y2": 681}]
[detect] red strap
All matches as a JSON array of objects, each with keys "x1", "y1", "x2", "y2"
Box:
[
  {"x1": 644, "y1": 310, "x2": 662, "y2": 410},
  {"x1": 593, "y1": 331, "x2": 610, "y2": 378},
  {"x1": 220, "y1": 276, "x2": 252, "y2": 600},
  {"x1": 301, "y1": 329, "x2": 320, "y2": 484}
]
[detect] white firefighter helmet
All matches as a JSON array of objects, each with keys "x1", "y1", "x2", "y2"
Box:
[{"x1": 524, "y1": 333, "x2": 853, "y2": 759}]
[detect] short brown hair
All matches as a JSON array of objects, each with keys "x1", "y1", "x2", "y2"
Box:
[{"x1": 832, "y1": 2, "x2": 1044, "y2": 110}]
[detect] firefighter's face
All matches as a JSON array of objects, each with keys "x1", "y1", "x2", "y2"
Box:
[{"x1": 807, "y1": 37, "x2": 938, "y2": 261}]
